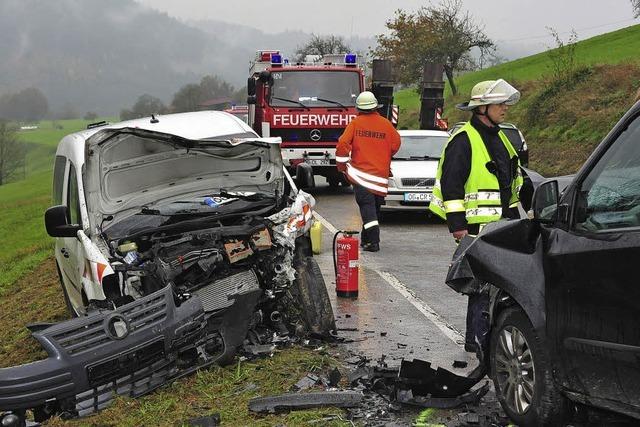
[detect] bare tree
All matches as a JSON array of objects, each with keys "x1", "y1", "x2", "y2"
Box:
[
  {"x1": 374, "y1": 0, "x2": 494, "y2": 95},
  {"x1": 632, "y1": 0, "x2": 640, "y2": 17},
  {"x1": 294, "y1": 35, "x2": 352, "y2": 62},
  {"x1": 0, "y1": 121, "x2": 26, "y2": 185}
]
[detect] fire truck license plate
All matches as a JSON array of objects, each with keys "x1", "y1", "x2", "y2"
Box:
[
  {"x1": 404, "y1": 192, "x2": 432, "y2": 202},
  {"x1": 305, "y1": 159, "x2": 330, "y2": 166}
]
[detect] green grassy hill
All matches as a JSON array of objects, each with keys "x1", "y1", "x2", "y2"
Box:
[
  {"x1": 395, "y1": 24, "x2": 640, "y2": 176},
  {"x1": 0, "y1": 119, "x2": 114, "y2": 292}
]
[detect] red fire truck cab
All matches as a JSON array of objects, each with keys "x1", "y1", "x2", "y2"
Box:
[{"x1": 247, "y1": 50, "x2": 365, "y2": 187}]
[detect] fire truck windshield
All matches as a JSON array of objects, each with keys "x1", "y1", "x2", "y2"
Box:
[{"x1": 269, "y1": 71, "x2": 360, "y2": 108}]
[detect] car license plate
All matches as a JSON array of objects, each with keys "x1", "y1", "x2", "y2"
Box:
[
  {"x1": 404, "y1": 192, "x2": 431, "y2": 202},
  {"x1": 305, "y1": 159, "x2": 330, "y2": 166}
]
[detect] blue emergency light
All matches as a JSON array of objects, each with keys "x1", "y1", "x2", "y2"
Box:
[
  {"x1": 345, "y1": 53, "x2": 357, "y2": 64},
  {"x1": 271, "y1": 54, "x2": 283, "y2": 65}
]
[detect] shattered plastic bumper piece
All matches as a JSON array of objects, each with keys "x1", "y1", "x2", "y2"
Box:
[
  {"x1": 0, "y1": 285, "x2": 207, "y2": 418},
  {"x1": 248, "y1": 391, "x2": 364, "y2": 413}
]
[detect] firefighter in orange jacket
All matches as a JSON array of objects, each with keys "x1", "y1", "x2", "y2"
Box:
[{"x1": 336, "y1": 91, "x2": 401, "y2": 252}]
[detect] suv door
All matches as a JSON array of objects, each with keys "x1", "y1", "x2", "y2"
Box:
[{"x1": 545, "y1": 110, "x2": 640, "y2": 408}]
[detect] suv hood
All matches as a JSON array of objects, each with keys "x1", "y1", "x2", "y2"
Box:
[{"x1": 84, "y1": 128, "x2": 284, "y2": 228}]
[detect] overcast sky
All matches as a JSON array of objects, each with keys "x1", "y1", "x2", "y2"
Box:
[{"x1": 136, "y1": 0, "x2": 638, "y2": 55}]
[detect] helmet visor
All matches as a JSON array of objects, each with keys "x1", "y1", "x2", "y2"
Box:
[{"x1": 471, "y1": 79, "x2": 520, "y2": 106}]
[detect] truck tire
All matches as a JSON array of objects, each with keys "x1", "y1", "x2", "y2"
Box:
[
  {"x1": 292, "y1": 256, "x2": 336, "y2": 336},
  {"x1": 490, "y1": 306, "x2": 569, "y2": 426}
]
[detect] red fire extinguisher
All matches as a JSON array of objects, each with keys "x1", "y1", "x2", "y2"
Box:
[{"x1": 333, "y1": 230, "x2": 359, "y2": 298}]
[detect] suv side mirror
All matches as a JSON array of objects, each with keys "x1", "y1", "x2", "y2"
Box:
[
  {"x1": 45, "y1": 205, "x2": 81, "y2": 237},
  {"x1": 532, "y1": 180, "x2": 559, "y2": 223}
]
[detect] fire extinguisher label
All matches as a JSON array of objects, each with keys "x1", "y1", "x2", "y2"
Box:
[{"x1": 349, "y1": 260, "x2": 359, "y2": 268}]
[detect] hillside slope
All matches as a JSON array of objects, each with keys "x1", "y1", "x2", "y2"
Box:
[{"x1": 395, "y1": 24, "x2": 640, "y2": 176}]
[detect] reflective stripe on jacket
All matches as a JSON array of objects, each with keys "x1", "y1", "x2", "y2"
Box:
[
  {"x1": 430, "y1": 122, "x2": 523, "y2": 225},
  {"x1": 336, "y1": 112, "x2": 401, "y2": 196}
]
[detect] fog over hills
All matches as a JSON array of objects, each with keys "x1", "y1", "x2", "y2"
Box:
[{"x1": 0, "y1": 0, "x2": 374, "y2": 116}]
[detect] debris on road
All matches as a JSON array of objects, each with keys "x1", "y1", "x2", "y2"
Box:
[
  {"x1": 292, "y1": 373, "x2": 321, "y2": 391},
  {"x1": 248, "y1": 391, "x2": 364, "y2": 414},
  {"x1": 187, "y1": 413, "x2": 221, "y2": 427}
]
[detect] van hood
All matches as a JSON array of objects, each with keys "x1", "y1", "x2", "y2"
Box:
[{"x1": 83, "y1": 128, "x2": 284, "y2": 230}]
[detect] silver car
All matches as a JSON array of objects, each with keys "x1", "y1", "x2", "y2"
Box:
[{"x1": 382, "y1": 129, "x2": 449, "y2": 216}]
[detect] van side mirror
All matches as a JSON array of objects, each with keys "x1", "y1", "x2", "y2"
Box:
[
  {"x1": 532, "y1": 180, "x2": 559, "y2": 223},
  {"x1": 45, "y1": 205, "x2": 81, "y2": 237},
  {"x1": 247, "y1": 95, "x2": 257, "y2": 105},
  {"x1": 247, "y1": 77, "x2": 256, "y2": 96}
]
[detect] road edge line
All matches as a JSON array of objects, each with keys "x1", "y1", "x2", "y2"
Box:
[
  {"x1": 313, "y1": 209, "x2": 464, "y2": 348},
  {"x1": 375, "y1": 270, "x2": 465, "y2": 347}
]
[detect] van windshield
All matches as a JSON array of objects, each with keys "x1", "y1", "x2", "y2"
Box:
[{"x1": 269, "y1": 71, "x2": 360, "y2": 107}]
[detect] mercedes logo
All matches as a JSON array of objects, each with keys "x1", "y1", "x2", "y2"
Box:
[
  {"x1": 105, "y1": 313, "x2": 130, "y2": 340},
  {"x1": 310, "y1": 129, "x2": 322, "y2": 141}
]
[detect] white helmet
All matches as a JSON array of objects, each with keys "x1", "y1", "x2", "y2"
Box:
[
  {"x1": 457, "y1": 79, "x2": 520, "y2": 111},
  {"x1": 355, "y1": 91, "x2": 379, "y2": 111}
]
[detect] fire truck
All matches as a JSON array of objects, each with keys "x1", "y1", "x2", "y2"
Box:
[{"x1": 247, "y1": 50, "x2": 365, "y2": 187}]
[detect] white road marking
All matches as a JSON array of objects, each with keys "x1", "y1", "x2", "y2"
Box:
[
  {"x1": 314, "y1": 209, "x2": 465, "y2": 348},
  {"x1": 375, "y1": 270, "x2": 465, "y2": 346}
]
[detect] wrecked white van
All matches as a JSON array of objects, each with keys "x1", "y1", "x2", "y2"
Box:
[{"x1": 0, "y1": 111, "x2": 334, "y2": 422}]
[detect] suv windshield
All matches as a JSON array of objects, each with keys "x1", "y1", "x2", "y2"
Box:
[
  {"x1": 269, "y1": 71, "x2": 360, "y2": 107},
  {"x1": 394, "y1": 135, "x2": 448, "y2": 159}
]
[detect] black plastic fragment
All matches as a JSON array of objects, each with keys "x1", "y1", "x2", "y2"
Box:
[
  {"x1": 328, "y1": 368, "x2": 342, "y2": 387},
  {"x1": 396, "y1": 381, "x2": 490, "y2": 409},
  {"x1": 188, "y1": 413, "x2": 221, "y2": 427},
  {"x1": 248, "y1": 391, "x2": 364, "y2": 414},
  {"x1": 397, "y1": 359, "x2": 482, "y2": 397}
]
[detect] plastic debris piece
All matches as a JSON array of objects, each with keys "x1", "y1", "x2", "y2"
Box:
[
  {"x1": 293, "y1": 374, "x2": 320, "y2": 391},
  {"x1": 248, "y1": 391, "x2": 364, "y2": 414},
  {"x1": 188, "y1": 413, "x2": 221, "y2": 427},
  {"x1": 328, "y1": 367, "x2": 342, "y2": 387}
]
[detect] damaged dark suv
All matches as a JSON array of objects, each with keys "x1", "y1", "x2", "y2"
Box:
[
  {"x1": 0, "y1": 112, "x2": 335, "y2": 423},
  {"x1": 449, "y1": 101, "x2": 640, "y2": 425}
]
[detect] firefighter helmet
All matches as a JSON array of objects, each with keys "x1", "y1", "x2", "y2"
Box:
[
  {"x1": 355, "y1": 91, "x2": 379, "y2": 111},
  {"x1": 456, "y1": 79, "x2": 520, "y2": 111}
]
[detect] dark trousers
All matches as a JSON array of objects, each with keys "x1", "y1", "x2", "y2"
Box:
[
  {"x1": 353, "y1": 184, "x2": 384, "y2": 244},
  {"x1": 465, "y1": 289, "x2": 490, "y2": 351}
]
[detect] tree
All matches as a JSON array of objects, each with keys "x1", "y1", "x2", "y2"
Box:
[
  {"x1": 546, "y1": 27, "x2": 579, "y2": 83},
  {"x1": 294, "y1": 35, "x2": 352, "y2": 62},
  {"x1": 171, "y1": 84, "x2": 203, "y2": 113},
  {"x1": 170, "y1": 75, "x2": 237, "y2": 113},
  {"x1": 120, "y1": 94, "x2": 167, "y2": 120},
  {"x1": 374, "y1": 0, "x2": 494, "y2": 95},
  {"x1": 0, "y1": 88, "x2": 49, "y2": 122},
  {"x1": 632, "y1": 0, "x2": 640, "y2": 17},
  {"x1": 0, "y1": 121, "x2": 26, "y2": 185}
]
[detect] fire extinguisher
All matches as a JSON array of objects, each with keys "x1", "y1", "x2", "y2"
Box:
[{"x1": 333, "y1": 230, "x2": 359, "y2": 298}]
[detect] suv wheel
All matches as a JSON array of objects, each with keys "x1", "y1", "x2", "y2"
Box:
[{"x1": 490, "y1": 307, "x2": 569, "y2": 426}]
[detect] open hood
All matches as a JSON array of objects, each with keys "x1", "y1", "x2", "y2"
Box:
[{"x1": 83, "y1": 128, "x2": 284, "y2": 229}]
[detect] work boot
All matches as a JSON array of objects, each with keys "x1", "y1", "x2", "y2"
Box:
[{"x1": 362, "y1": 242, "x2": 380, "y2": 252}]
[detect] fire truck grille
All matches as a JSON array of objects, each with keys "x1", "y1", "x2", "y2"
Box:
[
  {"x1": 401, "y1": 178, "x2": 435, "y2": 187},
  {"x1": 270, "y1": 128, "x2": 345, "y2": 143}
]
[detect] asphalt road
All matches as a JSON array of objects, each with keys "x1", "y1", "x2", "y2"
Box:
[{"x1": 306, "y1": 181, "x2": 477, "y2": 371}]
